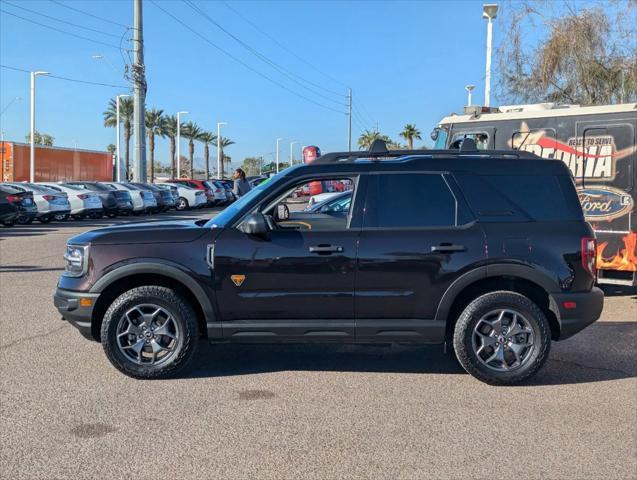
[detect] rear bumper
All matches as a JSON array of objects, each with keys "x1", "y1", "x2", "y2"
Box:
[
  {"x1": 53, "y1": 287, "x2": 100, "y2": 341},
  {"x1": 552, "y1": 287, "x2": 604, "y2": 340}
]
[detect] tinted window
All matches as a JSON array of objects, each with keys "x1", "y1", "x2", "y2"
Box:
[
  {"x1": 456, "y1": 173, "x2": 583, "y2": 221},
  {"x1": 365, "y1": 174, "x2": 456, "y2": 228}
]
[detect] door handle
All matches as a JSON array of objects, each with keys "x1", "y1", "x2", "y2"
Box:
[
  {"x1": 309, "y1": 245, "x2": 344, "y2": 254},
  {"x1": 431, "y1": 244, "x2": 466, "y2": 253}
]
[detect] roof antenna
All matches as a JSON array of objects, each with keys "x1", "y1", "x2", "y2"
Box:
[{"x1": 369, "y1": 139, "x2": 388, "y2": 154}]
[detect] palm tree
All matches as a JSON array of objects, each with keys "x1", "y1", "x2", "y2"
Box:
[
  {"x1": 214, "y1": 136, "x2": 235, "y2": 178},
  {"x1": 198, "y1": 131, "x2": 217, "y2": 179},
  {"x1": 163, "y1": 115, "x2": 179, "y2": 178},
  {"x1": 400, "y1": 124, "x2": 422, "y2": 150},
  {"x1": 145, "y1": 108, "x2": 166, "y2": 182},
  {"x1": 358, "y1": 128, "x2": 393, "y2": 150},
  {"x1": 181, "y1": 121, "x2": 203, "y2": 178},
  {"x1": 103, "y1": 97, "x2": 134, "y2": 179}
]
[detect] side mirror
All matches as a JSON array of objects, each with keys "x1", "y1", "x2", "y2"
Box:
[
  {"x1": 243, "y1": 212, "x2": 270, "y2": 236},
  {"x1": 430, "y1": 128, "x2": 439, "y2": 142},
  {"x1": 274, "y1": 203, "x2": 290, "y2": 221}
]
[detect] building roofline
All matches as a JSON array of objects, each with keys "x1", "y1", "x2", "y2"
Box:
[{"x1": 1, "y1": 140, "x2": 111, "y2": 156}]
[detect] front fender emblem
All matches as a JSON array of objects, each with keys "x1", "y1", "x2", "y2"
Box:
[{"x1": 231, "y1": 275, "x2": 246, "y2": 287}]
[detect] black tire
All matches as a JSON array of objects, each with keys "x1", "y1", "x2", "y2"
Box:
[
  {"x1": 101, "y1": 286, "x2": 199, "y2": 379},
  {"x1": 176, "y1": 197, "x2": 189, "y2": 211},
  {"x1": 72, "y1": 214, "x2": 86, "y2": 220},
  {"x1": 106, "y1": 212, "x2": 117, "y2": 218},
  {"x1": 38, "y1": 216, "x2": 52, "y2": 223},
  {"x1": 2, "y1": 219, "x2": 16, "y2": 227},
  {"x1": 453, "y1": 291, "x2": 551, "y2": 386},
  {"x1": 17, "y1": 215, "x2": 33, "y2": 225},
  {"x1": 89, "y1": 212, "x2": 103, "y2": 219},
  {"x1": 53, "y1": 213, "x2": 69, "y2": 221}
]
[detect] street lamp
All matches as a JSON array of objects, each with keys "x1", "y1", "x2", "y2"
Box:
[
  {"x1": 289, "y1": 141, "x2": 297, "y2": 165},
  {"x1": 276, "y1": 138, "x2": 283, "y2": 173},
  {"x1": 482, "y1": 3, "x2": 498, "y2": 107},
  {"x1": 176, "y1": 111, "x2": 188, "y2": 178},
  {"x1": 115, "y1": 94, "x2": 131, "y2": 181},
  {"x1": 92, "y1": 54, "x2": 120, "y2": 76},
  {"x1": 217, "y1": 122, "x2": 227, "y2": 178},
  {"x1": 465, "y1": 84, "x2": 475, "y2": 106},
  {"x1": 30, "y1": 70, "x2": 49, "y2": 182}
]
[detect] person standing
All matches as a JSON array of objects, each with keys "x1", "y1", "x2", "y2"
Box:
[{"x1": 232, "y1": 168, "x2": 251, "y2": 198}]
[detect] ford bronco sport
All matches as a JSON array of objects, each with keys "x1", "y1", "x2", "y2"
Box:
[{"x1": 54, "y1": 142, "x2": 603, "y2": 385}]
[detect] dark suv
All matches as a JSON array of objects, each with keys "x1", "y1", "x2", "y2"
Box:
[{"x1": 54, "y1": 145, "x2": 603, "y2": 385}]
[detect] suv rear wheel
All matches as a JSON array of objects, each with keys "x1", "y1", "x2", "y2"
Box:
[
  {"x1": 101, "y1": 286, "x2": 199, "y2": 379},
  {"x1": 453, "y1": 291, "x2": 550, "y2": 385}
]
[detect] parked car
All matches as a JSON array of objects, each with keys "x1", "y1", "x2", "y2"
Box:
[
  {"x1": 207, "y1": 181, "x2": 228, "y2": 206},
  {"x1": 64, "y1": 181, "x2": 133, "y2": 217},
  {"x1": 168, "y1": 179, "x2": 215, "y2": 206},
  {"x1": 131, "y1": 183, "x2": 175, "y2": 212},
  {"x1": 304, "y1": 191, "x2": 352, "y2": 216},
  {"x1": 38, "y1": 183, "x2": 104, "y2": 220},
  {"x1": 213, "y1": 179, "x2": 237, "y2": 204},
  {"x1": 103, "y1": 182, "x2": 156, "y2": 214},
  {"x1": 155, "y1": 182, "x2": 206, "y2": 210},
  {"x1": 54, "y1": 143, "x2": 603, "y2": 384},
  {"x1": 0, "y1": 184, "x2": 38, "y2": 226},
  {"x1": 4, "y1": 182, "x2": 71, "y2": 223}
]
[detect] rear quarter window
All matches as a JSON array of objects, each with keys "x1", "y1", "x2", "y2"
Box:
[{"x1": 455, "y1": 173, "x2": 583, "y2": 221}]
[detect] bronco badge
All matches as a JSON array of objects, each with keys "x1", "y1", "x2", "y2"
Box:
[{"x1": 231, "y1": 275, "x2": 246, "y2": 286}]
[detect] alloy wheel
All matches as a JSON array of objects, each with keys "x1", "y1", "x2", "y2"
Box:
[
  {"x1": 116, "y1": 304, "x2": 181, "y2": 366},
  {"x1": 471, "y1": 309, "x2": 535, "y2": 372}
]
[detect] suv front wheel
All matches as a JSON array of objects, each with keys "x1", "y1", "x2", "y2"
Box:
[
  {"x1": 101, "y1": 286, "x2": 199, "y2": 379},
  {"x1": 453, "y1": 291, "x2": 551, "y2": 385}
]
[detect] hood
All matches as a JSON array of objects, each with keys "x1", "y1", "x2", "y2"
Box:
[{"x1": 68, "y1": 220, "x2": 210, "y2": 246}]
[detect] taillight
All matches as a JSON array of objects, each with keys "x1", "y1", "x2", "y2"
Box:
[
  {"x1": 6, "y1": 194, "x2": 21, "y2": 203},
  {"x1": 581, "y1": 237, "x2": 597, "y2": 278},
  {"x1": 78, "y1": 194, "x2": 89, "y2": 200},
  {"x1": 42, "y1": 195, "x2": 55, "y2": 201},
  {"x1": 215, "y1": 188, "x2": 222, "y2": 193}
]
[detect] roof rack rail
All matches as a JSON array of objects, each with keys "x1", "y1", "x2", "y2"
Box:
[{"x1": 312, "y1": 139, "x2": 539, "y2": 164}]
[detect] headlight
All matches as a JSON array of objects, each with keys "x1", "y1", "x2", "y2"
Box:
[{"x1": 63, "y1": 245, "x2": 89, "y2": 277}]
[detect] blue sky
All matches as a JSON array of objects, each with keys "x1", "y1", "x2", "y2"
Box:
[{"x1": 3, "y1": 0, "x2": 513, "y2": 168}]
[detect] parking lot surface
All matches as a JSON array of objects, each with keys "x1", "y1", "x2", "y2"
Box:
[{"x1": 1, "y1": 211, "x2": 635, "y2": 480}]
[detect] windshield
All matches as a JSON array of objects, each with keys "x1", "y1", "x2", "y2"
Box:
[{"x1": 205, "y1": 168, "x2": 298, "y2": 228}]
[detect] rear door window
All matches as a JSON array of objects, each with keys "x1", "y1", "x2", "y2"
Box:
[{"x1": 364, "y1": 174, "x2": 458, "y2": 228}]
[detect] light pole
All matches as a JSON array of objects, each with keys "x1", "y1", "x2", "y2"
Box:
[
  {"x1": 92, "y1": 54, "x2": 120, "y2": 76},
  {"x1": 289, "y1": 141, "x2": 297, "y2": 166},
  {"x1": 30, "y1": 70, "x2": 49, "y2": 182},
  {"x1": 482, "y1": 4, "x2": 498, "y2": 107},
  {"x1": 115, "y1": 94, "x2": 131, "y2": 181},
  {"x1": 176, "y1": 111, "x2": 188, "y2": 178},
  {"x1": 465, "y1": 84, "x2": 475, "y2": 107},
  {"x1": 276, "y1": 138, "x2": 283, "y2": 173},
  {"x1": 217, "y1": 122, "x2": 227, "y2": 178}
]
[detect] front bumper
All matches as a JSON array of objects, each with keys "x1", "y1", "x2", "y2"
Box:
[
  {"x1": 54, "y1": 288, "x2": 100, "y2": 340},
  {"x1": 552, "y1": 287, "x2": 604, "y2": 340}
]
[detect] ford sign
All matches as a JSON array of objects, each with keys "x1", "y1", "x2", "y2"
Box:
[{"x1": 578, "y1": 186, "x2": 634, "y2": 221}]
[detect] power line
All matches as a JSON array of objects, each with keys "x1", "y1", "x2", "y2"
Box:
[
  {"x1": 49, "y1": 0, "x2": 129, "y2": 29},
  {"x1": 0, "y1": 9, "x2": 122, "y2": 50},
  {"x1": 221, "y1": 0, "x2": 349, "y2": 91},
  {"x1": 0, "y1": 64, "x2": 129, "y2": 89},
  {"x1": 3, "y1": 1, "x2": 120, "y2": 38},
  {"x1": 184, "y1": 0, "x2": 346, "y2": 106},
  {"x1": 149, "y1": 1, "x2": 346, "y2": 115}
]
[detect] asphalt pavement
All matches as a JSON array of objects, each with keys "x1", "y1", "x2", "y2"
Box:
[{"x1": 0, "y1": 210, "x2": 635, "y2": 480}]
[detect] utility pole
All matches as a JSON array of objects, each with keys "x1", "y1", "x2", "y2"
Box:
[
  {"x1": 347, "y1": 88, "x2": 352, "y2": 151},
  {"x1": 276, "y1": 138, "x2": 283, "y2": 173},
  {"x1": 290, "y1": 141, "x2": 297, "y2": 166},
  {"x1": 132, "y1": 0, "x2": 146, "y2": 181}
]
